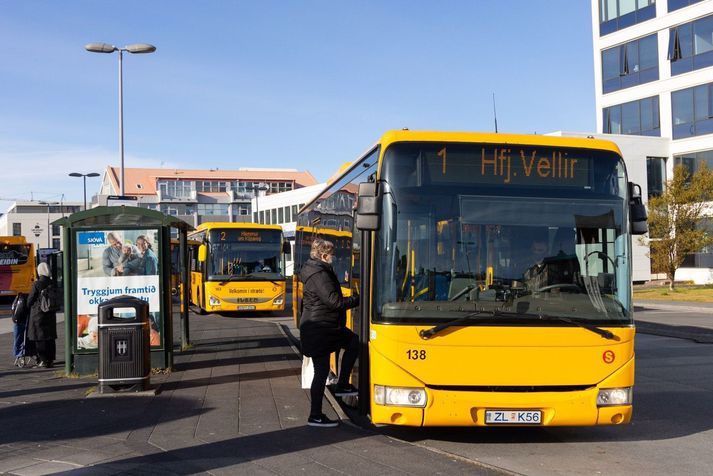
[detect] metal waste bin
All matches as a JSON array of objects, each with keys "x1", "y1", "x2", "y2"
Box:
[{"x1": 98, "y1": 295, "x2": 150, "y2": 393}]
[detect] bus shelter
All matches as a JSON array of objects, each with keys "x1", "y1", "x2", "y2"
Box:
[{"x1": 54, "y1": 206, "x2": 193, "y2": 375}]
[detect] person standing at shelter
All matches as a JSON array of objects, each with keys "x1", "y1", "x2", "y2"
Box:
[
  {"x1": 299, "y1": 238, "x2": 360, "y2": 427},
  {"x1": 26, "y1": 263, "x2": 57, "y2": 368}
]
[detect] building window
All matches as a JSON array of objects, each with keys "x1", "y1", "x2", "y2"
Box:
[
  {"x1": 271, "y1": 209, "x2": 277, "y2": 224},
  {"x1": 259, "y1": 210, "x2": 265, "y2": 224},
  {"x1": 278, "y1": 207, "x2": 284, "y2": 224},
  {"x1": 669, "y1": 14, "x2": 713, "y2": 75},
  {"x1": 672, "y1": 82, "x2": 713, "y2": 139},
  {"x1": 603, "y1": 96, "x2": 660, "y2": 136},
  {"x1": 599, "y1": 0, "x2": 656, "y2": 36},
  {"x1": 674, "y1": 149, "x2": 713, "y2": 177},
  {"x1": 602, "y1": 34, "x2": 658, "y2": 93},
  {"x1": 669, "y1": 0, "x2": 705, "y2": 12},
  {"x1": 237, "y1": 204, "x2": 250, "y2": 216},
  {"x1": 196, "y1": 181, "x2": 228, "y2": 193},
  {"x1": 253, "y1": 212, "x2": 258, "y2": 223},
  {"x1": 646, "y1": 157, "x2": 666, "y2": 198},
  {"x1": 681, "y1": 218, "x2": 713, "y2": 268},
  {"x1": 285, "y1": 206, "x2": 292, "y2": 223},
  {"x1": 158, "y1": 180, "x2": 194, "y2": 198},
  {"x1": 52, "y1": 238, "x2": 61, "y2": 250},
  {"x1": 52, "y1": 224, "x2": 61, "y2": 237},
  {"x1": 196, "y1": 204, "x2": 230, "y2": 216},
  {"x1": 12, "y1": 223, "x2": 21, "y2": 236}
]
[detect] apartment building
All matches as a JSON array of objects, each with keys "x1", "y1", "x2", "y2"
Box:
[
  {"x1": 592, "y1": 0, "x2": 713, "y2": 282},
  {"x1": 94, "y1": 166, "x2": 318, "y2": 228}
]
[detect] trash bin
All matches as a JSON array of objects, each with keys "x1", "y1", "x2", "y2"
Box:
[{"x1": 98, "y1": 295, "x2": 151, "y2": 393}]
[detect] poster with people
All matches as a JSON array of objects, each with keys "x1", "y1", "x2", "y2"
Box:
[{"x1": 75, "y1": 229, "x2": 162, "y2": 350}]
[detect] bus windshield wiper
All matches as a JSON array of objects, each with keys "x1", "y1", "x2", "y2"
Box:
[
  {"x1": 499, "y1": 311, "x2": 620, "y2": 341},
  {"x1": 419, "y1": 310, "x2": 495, "y2": 340}
]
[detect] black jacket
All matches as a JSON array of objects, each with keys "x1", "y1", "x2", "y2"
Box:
[
  {"x1": 26, "y1": 276, "x2": 57, "y2": 341},
  {"x1": 299, "y1": 258, "x2": 358, "y2": 357}
]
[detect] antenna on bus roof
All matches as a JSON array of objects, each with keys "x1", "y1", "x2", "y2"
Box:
[{"x1": 492, "y1": 93, "x2": 499, "y2": 133}]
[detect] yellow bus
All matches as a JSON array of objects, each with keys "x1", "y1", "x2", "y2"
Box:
[
  {"x1": 292, "y1": 226, "x2": 355, "y2": 326},
  {"x1": 189, "y1": 223, "x2": 290, "y2": 314},
  {"x1": 0, "y1": 236, "x2": 35, "y2": 297},
  {"x1": 295, "y1": 130, "x2": 648, "y2": 427}
]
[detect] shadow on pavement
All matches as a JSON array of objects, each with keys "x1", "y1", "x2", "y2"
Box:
[
  {"x1": 0, "y1": 396, "x2": 211, "y2": 445},
  {"x1": 52, "y1": 424, "x2": 368, "y2": 475}
]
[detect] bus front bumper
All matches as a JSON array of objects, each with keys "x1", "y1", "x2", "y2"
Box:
[{"x1": 371, "y1": 386, "x2": 632, "y2": 427}]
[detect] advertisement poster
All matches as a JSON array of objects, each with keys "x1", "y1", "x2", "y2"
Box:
[{"x1": 75, "y1": 229, "x2": 162, "y2": 350}]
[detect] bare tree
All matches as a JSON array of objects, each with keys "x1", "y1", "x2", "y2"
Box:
[{"x1": 644, "y1": 164, "x2": 713, "y2": 290}]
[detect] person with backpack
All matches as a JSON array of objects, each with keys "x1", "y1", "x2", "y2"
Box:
[
  {"x1": 26, "y1": 262, "x2": 58, "y2": 368},
  {"x1": 11, "y1": 292, "x2": 36, "y2": 367}
]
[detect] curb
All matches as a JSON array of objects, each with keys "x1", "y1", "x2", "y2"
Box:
[
  {"x1": 635, "y1": 302, "x2": 713, "y2": 313},
  {"x1": 636, "y1": 321, "x2": 713, "y2": 344}
]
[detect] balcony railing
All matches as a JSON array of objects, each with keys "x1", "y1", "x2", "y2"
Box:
[{"x1": 157, "y1": 189, "x2": 197, "y2": 202}]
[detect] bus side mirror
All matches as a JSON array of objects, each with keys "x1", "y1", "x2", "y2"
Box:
[
  {"x1": 629, "y1": 182, "x2": 648, "y2": 235},
  {"x1": 356, "y1": 182, "x2": 381, "y2": 231},
  {"x1": 282, "y1": 241, "x2": 291, "y2": 254},
  {"x1": 198, "y1": 244, "x2": 207, "y2": 262}
]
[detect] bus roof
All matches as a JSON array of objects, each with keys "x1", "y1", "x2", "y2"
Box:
[
  {"x1": 296, "y1": 225, "x2": 352, "y2": 237},
  {"x1": 191, "y1": 222, "x2": 283, "y2": 233},
  {"x1": 0, "y1": 236, "x2": 30, "y2": 245},
  {"x1": 378, "y1": 130, "x2": 622, "y2": 155}
]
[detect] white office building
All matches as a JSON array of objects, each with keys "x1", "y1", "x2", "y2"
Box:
[
  {"x1": 591, "y1": 0, "x2": 713, "y2": 283},
  {"x1": 0, "y1": 201, "x2": 83, "y2": 252}
]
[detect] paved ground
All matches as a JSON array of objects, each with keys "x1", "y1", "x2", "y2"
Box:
[
  {"x1": 0, "y1": 310, "x2": 498, "y2": 476},
  {"x1": 1, "y1": 297, "x2": 711, "y2": 475}
]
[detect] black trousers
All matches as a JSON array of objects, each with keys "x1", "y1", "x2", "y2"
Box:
[
  {"x1": 35, "y1": 340, "x2": 56, "y2": 364},
  {"x1": 310, "y1": 330, "x2": 359, "y2": 417}
]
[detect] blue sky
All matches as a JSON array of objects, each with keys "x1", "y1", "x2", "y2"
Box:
[{"x1": 0, "y1": 1, "x2": 596, "y2": 209}]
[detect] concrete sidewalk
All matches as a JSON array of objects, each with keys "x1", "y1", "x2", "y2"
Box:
[{"x1": 0, "y1": 312, "x2": 497, "y2": 475}]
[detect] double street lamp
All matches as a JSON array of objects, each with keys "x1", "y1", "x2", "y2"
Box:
[
  {"x1": 85, "y1": 42, "x2": 156, "y2": 196},
  {"x1": 69, "y1": 172, "x2": 101, "y2": 210}
]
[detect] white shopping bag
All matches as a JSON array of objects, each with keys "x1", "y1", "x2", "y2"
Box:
[{"x1": 301, "y1": 356, "x2": 314, "y2": 389}]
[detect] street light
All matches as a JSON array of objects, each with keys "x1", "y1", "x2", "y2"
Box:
[
  {"x1": 69, "y1": 172, "x2": 101, "y2": 210},
  {"x1": 38, "y1": 201, "x2": 59, "y2": 249},
  {"x1": 85, "y1": 42, "x2": 156, "y2": 196},
  {"x1": 248, "y1": 183, "x2": 269, "y2": 223}
]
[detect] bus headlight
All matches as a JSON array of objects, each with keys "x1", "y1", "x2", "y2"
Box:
[
  {"x1": 597, "y1": 387, "x2": 632, "y2": 406},
  {"x1": 374, "y1": 385, "x2": 427, "y2": 407},
  {"x1": 273, "y1": 297, "x2": 284, "y2": 305},
  {"x1": 208, "y1": 295, "x2": 221, "y2": 306}
]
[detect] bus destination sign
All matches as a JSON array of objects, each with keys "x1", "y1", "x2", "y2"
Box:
[{"x1": 427, "y1": 146, "x2": 592, "y2": 187}]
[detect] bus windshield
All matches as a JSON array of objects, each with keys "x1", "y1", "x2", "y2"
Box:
[
  {"x1": 375, "y1": 142, "x2": 632, "y2": 325},
  {"x1": 207, "y1": 229, "x2": 284, "y2": 281}
]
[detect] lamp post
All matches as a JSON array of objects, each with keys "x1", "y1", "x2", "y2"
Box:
[
  {"x1": 85, "y1": 42, "x2": 156, "y2": 196},
  {"x1": 69, "y1": 172, "x2": 101, "y2": 210},
  {"x1": 249, "y1": 183, "x2": 269, "y2": 223},
  {"x1": 38, "y1": 201, "x2": 59, "y2": 249}
]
